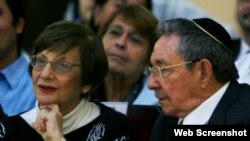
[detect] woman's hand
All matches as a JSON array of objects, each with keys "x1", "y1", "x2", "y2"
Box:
[{"x1": 32, "y1": 104, "x2": 66, "y2": 141}]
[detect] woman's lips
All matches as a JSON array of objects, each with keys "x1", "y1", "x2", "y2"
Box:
[
  {"x1": 108, "y1": 53, "x2": 127, "y2": 62},
  {"x1": 38, "y1": 85, "x2": 57, "y2": 93}
]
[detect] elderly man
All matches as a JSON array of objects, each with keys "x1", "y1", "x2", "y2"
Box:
[{"x1": 147, "y1": 18, "x2": 250, "y2": 140}]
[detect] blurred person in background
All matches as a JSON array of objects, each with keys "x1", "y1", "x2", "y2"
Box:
[
  {"x1": 90, "y1": 0, "x2": 126, "y2": 33},
  {"x1": 233, "y1": 0, "x2": 250, "y2": 85},
  {"x1": 0, "y1": 0, "x2": 35, "y2": 116},
  {"x1": 64, "y1": 0, "x2": 94, "y2": 25},
  {"x1": 127, "y1": 0, "x2": 151, "y2": 10},
  {"x1": 90, "y1": 4, "x2": 158, "y2": 105},
  {"x1": 64, "y1": 0, "x2": 127, "y2": 34}
]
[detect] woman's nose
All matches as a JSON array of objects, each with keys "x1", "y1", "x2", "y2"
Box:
[
  {"x1": 40, "y1": 63, "x2": 55, "y2": 79},
  {"x1": 115, "y1": 35, "x2": 127, "y2": 49}
]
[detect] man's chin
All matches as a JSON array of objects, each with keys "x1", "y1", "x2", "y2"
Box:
[{"x1": 161, "y1": 107, "x2": 176, "y2": 117}]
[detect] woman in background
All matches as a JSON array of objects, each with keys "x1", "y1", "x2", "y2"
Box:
[{"x1": 90, "y1": 4, "x2": 158, "y2": 105}]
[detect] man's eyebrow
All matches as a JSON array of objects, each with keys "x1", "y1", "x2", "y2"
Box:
[{"x1": 152, "y1": 58, "x2": 168, "y2": 66}]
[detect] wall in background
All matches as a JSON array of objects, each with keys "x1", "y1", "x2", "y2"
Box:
[{"x1": 189, "y1": 0, "x2": 242, "y2": 36}]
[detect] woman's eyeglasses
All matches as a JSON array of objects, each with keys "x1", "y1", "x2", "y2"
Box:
[{"x1": 30, "y1": 55, "x2": 81, "y2": 74}]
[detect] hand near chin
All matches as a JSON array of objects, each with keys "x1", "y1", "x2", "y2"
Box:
[{"x1": 31, "y1": 104, "x2": 66, "y2": 141}]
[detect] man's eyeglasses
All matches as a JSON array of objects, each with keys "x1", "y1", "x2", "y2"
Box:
[
  {"x1": 30, "y1": 55, "x2": 81, "y2": 74},
  {"x1": 145, "y1": 60, "x2": 198, "y2": 78}
]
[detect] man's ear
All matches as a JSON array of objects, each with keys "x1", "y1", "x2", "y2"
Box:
[
  {"x1": 82, "y1": 85, "x2": 92, "y2": 94},
  {"x1": 16, "y1": 17, "x2": 25, "y2": 34},
  {"x1": 199, "y1": 59, "x2": 213, "y2": 88}
]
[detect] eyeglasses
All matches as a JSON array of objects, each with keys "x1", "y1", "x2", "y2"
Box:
[
  {"x1": 30, "y1": 55, "x2": 81, "y2": 74},
  {"x1": 145, "y1": 60, "x2": 197, "y2": 78}
]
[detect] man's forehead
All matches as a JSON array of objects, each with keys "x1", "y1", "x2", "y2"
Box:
[{"x1": 153, "y1": 35, "x2": 180, "y2": 54}]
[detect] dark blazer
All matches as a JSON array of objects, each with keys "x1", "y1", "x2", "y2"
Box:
[
  {"x1": 232, "y1": 38, "x2": 241, "y2": 60},
  {"x1": 150, "y1": 114, "x2": 177, "y2": 141},
  {"x1": 208, "y1": 80, "x2": 250, "y2": 124},
  {"x1": 150, "y1": 80, "x2": 250, "y2": 141},
  {"x1": 0, "y1": 104, "x2": 6, "y2": 119}
]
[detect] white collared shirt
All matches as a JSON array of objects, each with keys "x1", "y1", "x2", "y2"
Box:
[{"x1": 181, "y1": 82, "x2": 230, "y2": 125}]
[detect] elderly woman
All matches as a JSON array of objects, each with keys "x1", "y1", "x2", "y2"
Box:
[
  {"x1": 0, "y1": 21, "x2": 134, "y2": 141},
  {"x1": 90, "y1": 4, "x2": 158, "y2": 105}
]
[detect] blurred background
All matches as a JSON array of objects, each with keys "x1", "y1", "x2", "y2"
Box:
[
  {"x1": 22, "y1": 0, "x2": 239, "y2": 54},
  {"x1": 190, "y1": 0, "x2": 240, "y2": 35}
]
